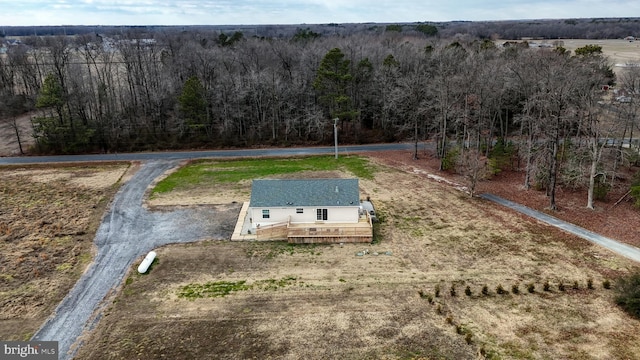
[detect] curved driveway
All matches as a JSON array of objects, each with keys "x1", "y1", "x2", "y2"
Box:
[{"x1": 31, "y1": 160, "x2": 236, "y2": 360}]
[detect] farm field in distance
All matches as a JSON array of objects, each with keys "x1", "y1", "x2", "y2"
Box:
[
  {"x1": 495, "y1": 38, "x2": 640, "y2": 73},
  {"x1": 560, "y1": 38, "x2": 640, "y2": 66},
  {"x1": 73, "y1": 154, "x2": 640, "y2": 359}
]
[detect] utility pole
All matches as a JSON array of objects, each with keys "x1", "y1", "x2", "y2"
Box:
[{"x1": 333, "y1": 118, "x2": 339, "y2": 159}]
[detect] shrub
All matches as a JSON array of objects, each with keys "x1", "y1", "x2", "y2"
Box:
[
  {"x1": 465, "y1": 332, "x2": 473, "y2": 345},
  {"x1": 481, "y1": 285, "x2": 489, "y2": 296},
  {"x1": 543, "y1": 280, "x2": 551, "y2": 292},
  {"x1": 435, "y1": 284, "x2": 441, "y2": 298},
  {"x1": 573, "y1": 281, "x2": 580, "y2": 290},
  {"x1": 631, "y1": 170, "x2": 640, "y2": 208},
  {"x1": 496, "y1": 284, "x2": 506, "y2": 295},
  {"x1": 527, "y1": 283, "x2": 535, "y2": 293},
  {"x1": 559, "y1": 282, "x2": 566, "y2": 292},
  {"x1": 465, "y1": 286, "x2": 472, "y2": 296},
  {"x1": 615, "y1": 271, "x2": 640, "y2": 319},
  {"x1": 587, "y1": 278, "x2": 594, "y2": 290},
  {"x1": 512, "y1": 284, "x2": 520, "y2": 295},
  {"x1": 603, "y1": 279, "x2": 611, "y2": 289},
  {"x1": 593, "y1": 175, "x2": 611, "y2": 201},
  {"x1": 441, "y1": 146, "x2": 460, "y2": 171},
  {"x1": 489, "y1": 137, "x2": 516, "y2": 174},
  {"x1": 450, "y1": 284, "x2": 457, "y2": 297}
]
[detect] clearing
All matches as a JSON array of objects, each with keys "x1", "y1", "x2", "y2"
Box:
[{"x1": 73, "y1": 154, "x2": 640, "y2": 360}]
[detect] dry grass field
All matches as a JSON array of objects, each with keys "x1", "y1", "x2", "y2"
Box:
[
  {"x1": 74, "y1": 156, "x2": 640, "y2": 360},
  {"x1": 560, "y1": 39, "x2": 640, "y2": 67},
  {"x1": 0, "y1": 163, "x2": 132, "y2": 341}
]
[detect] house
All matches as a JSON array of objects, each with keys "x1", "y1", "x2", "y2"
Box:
[{"x1": 248, "y1": 178, "x2": 373, "y2": 243}]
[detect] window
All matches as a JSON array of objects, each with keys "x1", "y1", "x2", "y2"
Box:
[
  {"x1": 262, "y1": 209, "x2": 270, "y2": 219},
  {"x1": 296, "y1": 208, "x2": 304, "y2": 214},
  {"x1": 316, "y1": 208, "x2": 328, "y2": 221}
]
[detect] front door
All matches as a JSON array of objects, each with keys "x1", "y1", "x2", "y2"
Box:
[{"x1": 316, "y1": 208, "x2": 328, "y2": 221}]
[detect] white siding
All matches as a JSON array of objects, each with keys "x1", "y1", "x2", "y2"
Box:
[{"x1": 250, "y1": 206, "x2": 359, "y2": 229}]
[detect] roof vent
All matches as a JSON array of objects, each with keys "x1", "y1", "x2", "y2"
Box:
[{"x1": 335, "y1": 186, "x2": 339, "y2": 193}]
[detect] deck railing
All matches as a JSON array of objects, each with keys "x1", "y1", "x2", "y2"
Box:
[{"x1": 255, "y1": 213, "x2": 373, "y2": 243}]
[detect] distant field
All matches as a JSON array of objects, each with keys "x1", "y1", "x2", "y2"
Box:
[{"x1": 561, "y1": 39, "x2": 640, "y2": 67}]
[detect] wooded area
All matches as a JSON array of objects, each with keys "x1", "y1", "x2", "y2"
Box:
[{"x1": 1, "y1": 22, "x2": 640, "y2": 209}]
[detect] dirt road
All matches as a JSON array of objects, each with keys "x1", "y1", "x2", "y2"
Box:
[{"x1": 31, "y1": 160, "x2": 240, "y2": 360}]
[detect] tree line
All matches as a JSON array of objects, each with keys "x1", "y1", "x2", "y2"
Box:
[
  {"x1": 3, "y1": 18, "x2": 640, "y2": 39},
  {"x1": 1, "y1": 29, "x2": 640, "y2": 209}
]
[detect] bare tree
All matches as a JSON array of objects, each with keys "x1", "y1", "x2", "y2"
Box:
[
  {"x1": 456, "y1": 148, "x2": 490, "y2": 197},
  {"x1": 432, "y1": 43, "x2": 466, "y2": 170}
]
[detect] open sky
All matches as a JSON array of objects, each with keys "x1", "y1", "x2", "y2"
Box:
[{"x1": 1, "y1": 0, "x2": 639, "y2": 26}]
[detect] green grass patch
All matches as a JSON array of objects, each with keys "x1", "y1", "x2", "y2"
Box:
[
  {"x1": 177, "y1": 276, "x2": 298, "y2": 300},
  {"x1": 178, "y1": 280, "x2": 250, "y2": 299},
  {"x1": 152, "y1": 155, "x2": 375, "y2": 195},
  {"x1": 55, "y1": 263, "x2": 73, "y2": 272}
]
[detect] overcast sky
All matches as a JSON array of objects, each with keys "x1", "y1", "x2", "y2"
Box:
[{"x1": 1, "y1": 0, "x2": 639, "y2": 26}]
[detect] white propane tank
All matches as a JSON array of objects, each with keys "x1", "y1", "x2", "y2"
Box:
[{"x1": 137, "y1": 251, "x2": 157, "y2": 274}]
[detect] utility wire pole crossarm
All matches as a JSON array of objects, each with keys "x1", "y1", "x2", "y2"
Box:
[{"x1": 333, "y1": 117, "x2": 339, "y2": 159}]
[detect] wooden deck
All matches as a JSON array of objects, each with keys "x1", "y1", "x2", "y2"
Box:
[{"x1": 255, "y1": 215, "x2": 373, "y2": 243}]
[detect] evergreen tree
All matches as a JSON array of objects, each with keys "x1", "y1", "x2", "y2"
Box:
[{"x1": 313, "y1": 48, "x2": 355, "y2": 121}]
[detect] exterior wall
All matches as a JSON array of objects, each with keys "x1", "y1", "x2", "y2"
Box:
[{"x1": 250, "y1": 206, "x2": 359, "y2": 229}]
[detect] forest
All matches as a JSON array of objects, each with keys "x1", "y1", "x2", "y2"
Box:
[{"x1": 1, "y1": 21, "x2": 640, "y2": 210}]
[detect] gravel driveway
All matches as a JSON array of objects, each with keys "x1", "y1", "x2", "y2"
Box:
[{"x1": 31, "y1": 160, "x2": 240, "y2": 360}]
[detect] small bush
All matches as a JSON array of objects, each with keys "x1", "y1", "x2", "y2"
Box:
[
  {"x1": 450, "y1": 284, "x2": 457, "y2": 297},
  {"x1": 543, "y1": 280, "x2": 551, "y2": 292},
  {"x1": 446, "y1": 316, "x2": 454, "y2": 324},
  {"x1": 436, "y1": 304, "x2": 443, "y2": 314},
  {"x1": 481, "y1": 285, "x2": 489, "y2": 296},
  {"x1": 442, "y1": 147, "x2": 460, "y2": 171},
  {"x1": 435, "y1": 284, "x2": 441, "y2": 298},
  {"x1": 615, "y1": 271, "x2": 640, "y2": 319},
  {"x1": 496, "y1": 284, "x2": 506, "y2": 295},
  {"x1": 573, "y1": 281, "x2": 580, "y2": 290},
  {"x1": 603, "y1": 279, "x2": 611, "y2": 289},
  {"x1": 587, "y1": 278, "x2": 594, "y2": 290},
  {"x1": 527, "y1": 283, "x2": 535, "y2": 293},
  {"x1": 465, "y1": 332, "x2": 473, "y2": 345},
  {"x1": 559, "y1": 282, "x2": 566, "y2": 292},
  {"x1": 631, "y1": 171, "x2": 640, "y2": 208},
  {"x1": 512, "y1": 284, "x2": 520, "y2": 295},
  {"x1": 593, "y1": 175, "x2": 611, "y2": 201},
  {"x1": 465, "y1": 286, "x2": 472, "y2": 296}
]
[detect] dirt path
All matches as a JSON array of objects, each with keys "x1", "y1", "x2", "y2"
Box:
[{"x1": 31, "y1": 160, "x2": 240, "y2": 360}]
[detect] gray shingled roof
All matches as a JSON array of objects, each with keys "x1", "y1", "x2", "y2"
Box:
[{"x1": 250, "y1": 179, "x2": 359, "y2": 207}]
